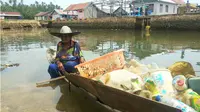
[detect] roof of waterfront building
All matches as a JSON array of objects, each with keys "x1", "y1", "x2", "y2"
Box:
[
  {"x1": 0, "y1": 12, "x2": 21, "y2": 16},
  {"x1": 160, "y1": 0, "x2": 176, "y2": 4},
  {"x1": 54, "y1": 9, "x2": 67, "y2": 14},
  {"x1": 171, "y1": 0, "x2": 185, "y2": 4},
  {"x1": 181, "y1": 3, "x2": 199, "y2": 8},
  {"x1": 64, "y1": 2, "x2": 90, "y2": 11},
  {"x1": 135, "y1": 0, "x2": 184, "y2": 4},
  {"x1": 35, "y1": 12, "x2": 51, "y2": 17},
  {"x1": 48, "y1": 9, "x2": 78, "y2": 16}
]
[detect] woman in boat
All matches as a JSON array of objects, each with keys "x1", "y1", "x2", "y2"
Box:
[{"x1": 48, "y1": 26, "x2": 85, "y2": 78}]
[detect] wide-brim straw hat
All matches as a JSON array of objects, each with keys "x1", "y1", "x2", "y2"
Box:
[{"x1": 50, "y1": 26, "x2": 81, "y2": 37}]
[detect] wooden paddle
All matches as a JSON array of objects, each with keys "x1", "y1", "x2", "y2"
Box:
[{"x1": 36, "y1": 76, "x2": 65, "y2": 87}]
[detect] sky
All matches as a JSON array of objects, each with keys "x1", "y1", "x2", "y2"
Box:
[{"x1": 2, "y1": 0, "x2": 200, "y2": 9}]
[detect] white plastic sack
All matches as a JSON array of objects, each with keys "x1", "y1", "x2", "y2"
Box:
[{"x1": 98, "y1": 69, "x2": 143, "y2": 93}]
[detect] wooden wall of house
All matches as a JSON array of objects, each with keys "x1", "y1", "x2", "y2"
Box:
[
  {"x1": 84, "y1": 4, "x2": 98, "y2": 18},
  {"x1": 97, "y1": 10, "x2": 110, "y2": 18},
  {"x1": 113, "y1": 8, "x2": 128, "y2": 17}
]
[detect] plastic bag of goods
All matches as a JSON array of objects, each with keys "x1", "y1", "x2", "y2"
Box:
[
  {"x1": 125, "y1": 59, "x2": 149, "y2": 75},
  {"x1": 177, "y1": 89, "x2": 200, "y2": 112},
  {"x1": 185, "y1": 89, "x2": 200, "y2": 112},
  {"x1": 172, "y1": 75, "x2": 200, "y2": 111},
  {"x1": 126, "y1": 59, "x2": 174, "y2": 96},
  {"x1": 144, "y1": 79, "x2": 161, "y2": 99},
  {"x1": 98, "y1": 69, "x2": 143, "y2": 93},
  {"x1": 168, "y1": 61, "x2": 195, "y2": 78},
  {"x1": 143, "y1": 69, "x2": 175, "y2": 97},
  {"x1": 155, "y1": 95, "x2": 197, "y2": 112}
]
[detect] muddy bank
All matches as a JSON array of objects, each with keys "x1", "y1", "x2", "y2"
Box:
[
  {"x1": 1, "y1": 20, "x2": 41, "y2": 30},
  {"x1": 49, "y1": 15, "x2": 200, "y2": 30},
  {"x1": 151, "y1": 14, "x2": 200, "y2": 30},
  {"x1": 2, "y1": 15, "x2": 199, "y2": 30},
  {"x1": 48, "y1": 17, "x2": 136, "y2": 29}
]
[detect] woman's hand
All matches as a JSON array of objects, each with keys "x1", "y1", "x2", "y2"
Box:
[
  {"x1": 80, "y1": 57, "x2": 85, "y2": 63},
  {"x1": 57, "y1": 61, "x2": 65, "y2": 71}
]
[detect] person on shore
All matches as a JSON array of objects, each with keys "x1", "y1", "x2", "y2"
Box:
[{"x1": 48, "y1": 26, "x2": 85, "y2": 78}]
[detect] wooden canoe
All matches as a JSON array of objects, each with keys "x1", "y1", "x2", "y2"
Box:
[
  {"x1": 45, "y1": 48, "x2": 181, "y2": 112},
  {"x1": 65, "y1": 74, "x2": 181, "y2": 112}
]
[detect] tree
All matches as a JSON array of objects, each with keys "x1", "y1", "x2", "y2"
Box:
[
  {"x1": 13, "y1": 0, "x2": 17, "y2": 7},
  {"x1": 35, "y1": 1, "x2": 38, "y2": 7},
  {"x1": 0, "y1": 0, "x2": 4, "y2": 5},
  {"x1": 9, "y1": 0, "x2": 12, "y2": 6},
  {"x1": 1, "y1": 1, "x2": 61, "y2": 19},
  {"x1": 20, "y1": 0, "x2": 23, "y2": 5}
]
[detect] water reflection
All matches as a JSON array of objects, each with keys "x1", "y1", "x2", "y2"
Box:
[
  {"x1": 1, "y1": 29, "x2": 58, "y2": 51},
  {"x1": 1, "y1": 29, "x2": 200, "y2": 112},
  {"x1": 1, "y1": 29, "x2": 58, "y2": 64},
  {"x1": 54, "y1": 82, "x2": 111, "y2": 112},
  {"x1": 75, "y1": 29, "x2": 200, "y2": 58},
  {"x1": 74, "y1": 29, "x2": 200, "y2": 73}
]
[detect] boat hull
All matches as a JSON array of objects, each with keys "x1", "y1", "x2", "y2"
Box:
[{"x1": 65, "y1": 74, "x2": 181, "y2": 112}]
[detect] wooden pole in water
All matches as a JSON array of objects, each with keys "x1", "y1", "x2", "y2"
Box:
[{"x1": 36, "y1": 76, "x2": 65, "y2": 87}]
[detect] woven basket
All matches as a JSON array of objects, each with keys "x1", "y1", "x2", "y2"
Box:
[{"x1": 75, "y1": 49, "x2": 125, "y2": 79}]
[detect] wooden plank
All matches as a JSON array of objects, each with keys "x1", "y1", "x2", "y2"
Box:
[
  {"x1": 65, "y1": 75, "x2": 99, "y2": 98},
  {"x1": 91, "y1": 81, "x2": 181, "y2": 112}
]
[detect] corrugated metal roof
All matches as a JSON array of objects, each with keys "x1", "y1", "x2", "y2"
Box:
[
  {"x1": 0, "y1": 12, "x2": 21, "y2": 16},
  {"x1": 49, "y1": 9, "x2": 77, "y2": 16},
  {"x1": 160, "y1": 0, "x2": 176, "y2": 4},
  {"x1": 35, "y1": 12, "x2": 50, "y2": 17},
  {"x1": 113, "y1": 7, "x2": 128, "y2": 14},
  {"x1": 135, "y1": 0, "x2": 182, "y2": 4},
  {"x1": 95, "y1": 5, "x2": 120, "y2": 14},
  {"x1": 65, "y1": 2, "x2": 90, "y2": 11},
  {"x1": 54, "y1": 9, "x2": 68, "y2": 15}
]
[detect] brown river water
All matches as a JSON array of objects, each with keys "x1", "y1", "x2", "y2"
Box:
[{"x1": 1, "y1": 28, "x2": 200, "y2": 112}]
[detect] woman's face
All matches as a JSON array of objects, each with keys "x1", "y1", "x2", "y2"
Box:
[{"x1": 61, "y1": 35, "x2": 72, "y2": 43}]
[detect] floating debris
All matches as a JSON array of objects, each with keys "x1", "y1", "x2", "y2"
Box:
[
  {"x1": 0, "y1": 63, "x2": 20, "y2": 71},
  {"x1": 46, "y1": 48, "x2": 56, "y2": 63}
]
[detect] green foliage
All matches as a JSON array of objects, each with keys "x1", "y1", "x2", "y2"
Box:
[{"x1": 0, "y1": 0, "x2": 61, "y2": 19}]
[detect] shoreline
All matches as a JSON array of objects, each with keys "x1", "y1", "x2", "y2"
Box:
[
  {"x1": 48, "y1": 14, "x2": 200, "y2": 30},
  {"x1": 1, "y1": 14, "x2": 200, "y2": 31}
]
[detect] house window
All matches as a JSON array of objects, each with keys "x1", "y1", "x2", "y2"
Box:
[
  {"x1": 165, "y1": 5, "x2": 169, "y2": 12},
  {"x1": 173, "y1": 6, "x2": 175, "y2": 13},
  {"x1": 78, "y1": 10, "x2": 82, "y2": 13},
  {"x1": 148, "y1": 4, "x2": 154, "y2": 12},
  {"x1": 160, "y1": 4, "x2": 163, "y2": 13}
]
